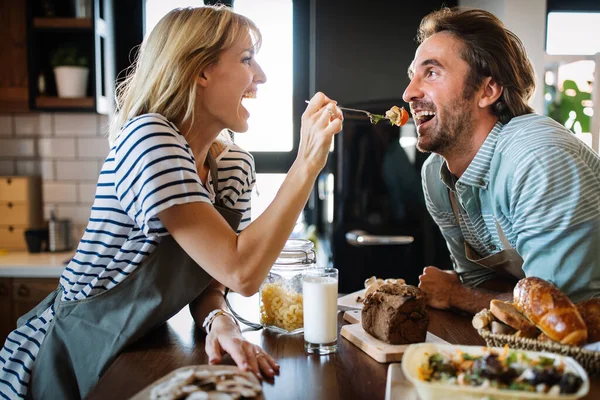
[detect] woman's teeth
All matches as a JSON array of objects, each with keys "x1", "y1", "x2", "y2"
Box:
[{"x1": 242, "y1": 91, "x2": 257, "y2": 99}]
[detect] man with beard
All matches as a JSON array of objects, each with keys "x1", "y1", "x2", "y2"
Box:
[{"x1": 404, "y1": 7, "x2": 600, "y2": 314}]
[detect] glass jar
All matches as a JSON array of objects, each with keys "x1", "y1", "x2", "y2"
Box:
[{"x1": 259, "y1": 239, "x2": 316, "y2": 334}]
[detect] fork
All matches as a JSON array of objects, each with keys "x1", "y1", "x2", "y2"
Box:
[{"x1": 304, "y1": 100, "x2": 386, "y2": 124}]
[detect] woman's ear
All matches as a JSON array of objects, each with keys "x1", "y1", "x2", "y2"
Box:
[
  {"x1": 196, "y1": 71, "x2": 209, "y2": 88},
  {"x1": 478, "y1": 77, "x2": 503, "y2": 109}
]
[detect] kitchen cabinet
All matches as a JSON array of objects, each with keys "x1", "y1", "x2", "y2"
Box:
[
  {"x1": 12, "y1": 277, "x2": 58, "y2": 322},
  {"x1": 0, "y1": 176, "x2": 44, "y2": 251},
  {"x1": 0, "y1": 0, "x2": 29, "y2": 112},
  {"x1": 0, "y1": 277, "x2": 58, "y2": 345},
  {"x1": 0, "y1": 0, "x2": 115, "y2": 114},
  {"x1": 27, "y1": 0, "x2": 115, "y2": 113}
]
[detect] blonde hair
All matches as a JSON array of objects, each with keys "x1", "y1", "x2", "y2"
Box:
[{"x1": 109, "y1": 5, "x2": 262, "y2": 158}]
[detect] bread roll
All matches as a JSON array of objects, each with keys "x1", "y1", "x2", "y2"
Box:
[
  {"x1": 576, "y1": 298, "x2": 600, "y2": 343},
  {"x1": 489, "y1": 300, "x2": 537, "y2": 336},
  {"x1": 513, "y1": 277, "x2": 587, "y2": 346}
]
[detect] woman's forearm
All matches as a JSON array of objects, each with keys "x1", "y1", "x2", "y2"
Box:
[{"x1": 162, "y1": 161, "x2": 317, "y2": 296}]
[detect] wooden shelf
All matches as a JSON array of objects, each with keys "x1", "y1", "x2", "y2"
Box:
[
  {"x1": 35, "y1": 96, "x2": 94, "y2": 109},
  {"x1": 33, "y1": 17, "x2": 93, "y2": 29}
]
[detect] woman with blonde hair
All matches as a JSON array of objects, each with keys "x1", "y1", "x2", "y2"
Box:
[{"x1": 0, "y1": 5, "x2": 342, "y2": 399}]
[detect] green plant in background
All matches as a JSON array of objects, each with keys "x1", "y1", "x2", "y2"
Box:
[{"x1": 50, "y1": 45, "x2": 89, "y2": 68}]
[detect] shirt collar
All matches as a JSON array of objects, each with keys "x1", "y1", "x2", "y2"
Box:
[{"x1": 439, "y1": 120, "x2": 504, "y2": 190}]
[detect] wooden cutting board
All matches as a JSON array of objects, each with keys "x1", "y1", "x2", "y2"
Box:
[
  {"x1": 341, "y1": 322, "x2": 449, "y2": 363},
  {"x1": 337, "y1": 289, "x2": 366, "y2": 310}
]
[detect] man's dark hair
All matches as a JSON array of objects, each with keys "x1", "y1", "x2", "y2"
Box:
[{"x1": 418, "y1": 7, "x2": 536, "y2": 123}]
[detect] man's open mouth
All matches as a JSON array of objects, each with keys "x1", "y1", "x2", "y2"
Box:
[{"x1": 413, "y1": 110, "x2": 436, "y2": 127}]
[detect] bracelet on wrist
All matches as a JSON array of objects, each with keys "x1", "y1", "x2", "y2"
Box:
[{"x1": 202, "y1": 308, "x2": 239, "y2": 334}]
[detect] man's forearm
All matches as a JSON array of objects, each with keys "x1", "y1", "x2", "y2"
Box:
[{"x1": 450, "y1": 283, "x2": 512, "y2": 314}]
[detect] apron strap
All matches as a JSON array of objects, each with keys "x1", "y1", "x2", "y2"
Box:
[
  {"x1": 205, "y1": 151, "x2": 223, "y2": 207},
  {"x1": 448, "y1": 189, "x2": 514, "y2": 251}
]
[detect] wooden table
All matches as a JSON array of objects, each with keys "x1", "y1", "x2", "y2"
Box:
[{"x1": 87, "y1": 295, "x2": 600, "y2": 400}]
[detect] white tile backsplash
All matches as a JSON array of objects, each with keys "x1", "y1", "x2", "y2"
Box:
[
  {"x1": 43, "y1": 182, "x2": 78, "y2": 203},
  {"x1": 56, "y1": 160, "x2": 100, "y2": 181},
  {"x1": 40, "y1": 160, "x2": 55, "y2": 181},
  {"x1": 0, "y1": 115, "x2": 13, "y2": 136},
  {"x1": 15, "y1": 160, "x2": 40, "y2": 175},
  {"x1": 78, "y1": 183, "x2": 97, "y2": 203},
  {"x1": 0, "y1": 139, "x2": 36, "y2": 157},
  {"x1": 14, "y1": 113, "x2": 53, "y2": 136},
  {"x1": 0, "y1": 160, "x2": 15, "y2": 175},
  {"x1": 54, "y1": 113, "x2": 98, "y2": 136},
  {"x1": 97, "y1": 114, "x2": 109, "y2": 136},
  {"x1": 77, "y1": 137, "x2": 109, "y2": 159},
  {"x1": 57, "y1": 204, "x2": 92, "y2": 225},
  {"x1": 5, "y1": 112, "x2": 110, "y2": 228},
  {"x1": 38, "y1": 138, "x2": 77, "y2": 159}
]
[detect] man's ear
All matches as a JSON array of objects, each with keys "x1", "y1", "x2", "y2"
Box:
[{"x1": 478, "y1": 77, "x2": 503, "y2": 109}]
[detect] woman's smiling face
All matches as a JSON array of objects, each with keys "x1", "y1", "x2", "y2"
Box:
[
  {"x1": 402, "y1": 32, "x2": 479, "y2": 154},
  {"x1": 200, "y1": 31, "x2": 267, "y2": 133}
]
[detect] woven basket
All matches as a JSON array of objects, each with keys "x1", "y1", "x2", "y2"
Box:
[{"x1": 478, "y1": 326, "x2": 600, "y2": 376}]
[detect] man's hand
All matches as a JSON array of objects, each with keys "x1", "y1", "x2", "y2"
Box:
[
  {"x1": 418, "y1": 266, "x2": 461, "y2": 309},
  {"x1": 205, "y1": 315, "x2": 280, "y2": 381}
]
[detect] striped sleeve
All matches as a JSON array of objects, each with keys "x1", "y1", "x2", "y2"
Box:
[
  {"x1": 113, "y1": 117, "x2": 211, "y2": 236},
  {"x1": 510, "y1": 145, "x2": 600, "y2": 296},
  {"x1": 218, "y1": 147, "x2": 256, "y2": 233},
  {"x1": 421, "y1": 157, "x2": 496, "y2": 286}
]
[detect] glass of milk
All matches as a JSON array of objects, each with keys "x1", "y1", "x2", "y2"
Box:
[{"x1": 303, "y1": 268, "x2": 339, "y2": 355}]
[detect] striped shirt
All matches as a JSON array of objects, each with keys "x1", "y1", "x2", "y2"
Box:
[
  {"x1": 422, "y1": 114, "x2": 600, "y2": 301},
  {"x1": 0, "y1": 113, "x2": 255, "y2": 399}
]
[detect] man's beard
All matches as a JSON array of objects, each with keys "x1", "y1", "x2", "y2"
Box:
[{"x1": 416, "y1": 92, "x2": 474, "y2": 155}]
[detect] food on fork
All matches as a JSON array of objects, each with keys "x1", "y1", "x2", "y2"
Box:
[
  {"x1": 385, "y1": 105, "x2": 409, "y2": 127},
  {"x1": 362, "y1": 283, "x2": 429, "y2": 344}
]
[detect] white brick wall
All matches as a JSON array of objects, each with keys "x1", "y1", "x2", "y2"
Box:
[{"x1": 0, "y1": 112, "x2": 110, "y2": 241}]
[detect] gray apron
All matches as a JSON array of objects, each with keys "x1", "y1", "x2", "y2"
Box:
[
  {"x1": 19, "y1": 154, "x2": 241, "y2": 400},
  {"x1": 448, "y1": 190, "x2": 524, "y2": 280}
]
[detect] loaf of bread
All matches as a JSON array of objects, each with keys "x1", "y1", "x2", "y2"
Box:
[
  {"x1": 576, "y1": 298, "x2": 600, "y2": 343},
  {"x1": 513, "y1": 277, "x2": 587, "y2": 346},
  {"x1": 489, "y1": 299, "x2": 537, "y2": 337},
  {"x1": 364, "y1": 276, "x2": 406, "y2": 299},
  {"x1": 361, "y1": 283, "x2": 428, "y2": 344}
]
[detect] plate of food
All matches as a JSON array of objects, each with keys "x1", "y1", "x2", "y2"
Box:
[
  {"x1": 130, "y1": 365, "x2": 263, "y2": 400},
  {"x1": 402, "y1": 343, "x2": 589, "y2": 400}
]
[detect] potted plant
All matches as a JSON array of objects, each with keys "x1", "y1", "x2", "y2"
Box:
[{"x1": 50, "y1": 45, "x2": 89, "y2": 98}]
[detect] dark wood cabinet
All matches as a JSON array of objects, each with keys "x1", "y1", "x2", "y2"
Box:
[
  {"x1": 0, "y1": 0, "x2": 29, "y2": 112},
  {"x1": 27, "y1": 0, "x2": 115, "y2": 113},
  {"x1": 0, "y1": 0, "x2": 115, "y2": 113},
  {"x1": 0, "y1": 277, "x2": 58, "y2": 345}
]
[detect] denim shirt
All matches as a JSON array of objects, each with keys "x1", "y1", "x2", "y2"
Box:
[{"x1": 421, "y1": 113, "x2": 600, "y2": 302}]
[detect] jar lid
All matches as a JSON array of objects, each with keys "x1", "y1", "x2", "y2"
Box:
[{"x1": 274, "y1": 239, "x2": 316, "y2": 265}]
